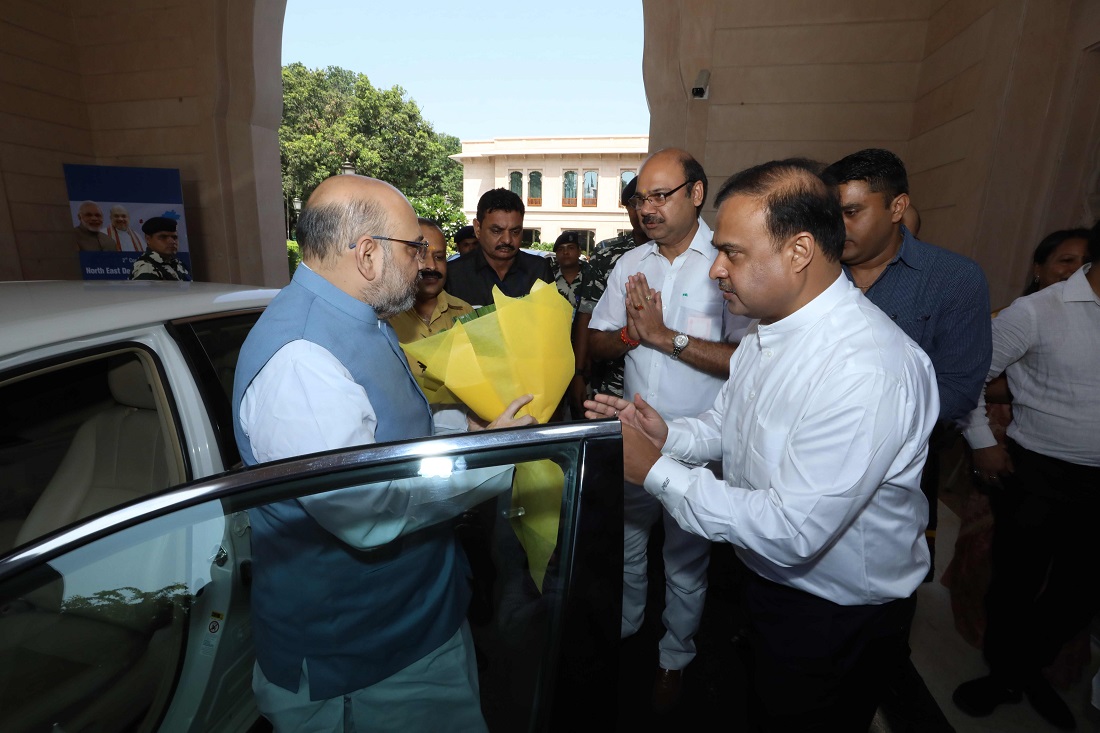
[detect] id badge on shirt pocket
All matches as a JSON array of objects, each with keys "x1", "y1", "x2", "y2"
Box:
[{"x1": 673, "y1": 293, "x2": 722, "y2": 340}]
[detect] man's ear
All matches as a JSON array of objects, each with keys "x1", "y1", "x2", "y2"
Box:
[
  {"x1": 889, "y1": 193, "x2": 910, "y2": 225},
  {"x1": 473, "y1": 219, "x2": 482, "y2": 239},
  {"x1": 690, "y1": 180, "x2": 704, "y2": 208},
  {"x1": 790, "y1": 233, "x2": 814, "y2": 274},
  {"x1": 352, "y1": 235, "x2": 382, "y2": 282}
]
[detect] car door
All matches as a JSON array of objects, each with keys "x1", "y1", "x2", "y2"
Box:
[
  {"x1": 0, "y1": 309, "x2": 265, "y2": 733},
  {"x1": 0, "y1": 421, "x2": 623, "y2": 732}
]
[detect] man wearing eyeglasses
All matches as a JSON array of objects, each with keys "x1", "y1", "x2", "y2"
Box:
[
  {"x1": 588, "y1": 148, "x2": 750, "y2": 712},
  {"x1": 233, "y1": 174, "x2": 536, "y2": 732},
  {"x1": 445, "y1": 188, "x2": 553, "y2": 308}
]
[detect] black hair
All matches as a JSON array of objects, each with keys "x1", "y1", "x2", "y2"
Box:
[
  {"x1": 821, "y1": 148, "x2": 909, "y2": 204},
  {"x1": 1033, "y1": 228, "x2": 1092, "y2": 265},
  {"x1": 676, "y1": 151, "x2": 708, "y2": 215},
  {"x1": 620, "y1": 176, "x2": 638, "y2": 206},
  {"x1": 417, "y1": 217, "x2": 443, "y2": 235},
  {"x1": 714, "y1": 158, "x2": 846, "y2": 262},
  {"x1": 1089, "y1": 220, "x2": 1100, "y2": 263},
  {"x1": 476, "y1": 188, "x2": 524, "y2": 222}
]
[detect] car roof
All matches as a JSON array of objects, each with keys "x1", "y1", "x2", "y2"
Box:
[{"x1": 0, "y1": 280, "x2": 278, "y2": 358}]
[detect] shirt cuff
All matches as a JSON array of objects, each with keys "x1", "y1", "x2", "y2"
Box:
[
  {"x1": 963, "y1": 424, "x2": 998, "y2": 450},
  {"x1": 661, "y1": 422, "x2": 699, "y2": 464},
  {"x1": 643, "y1": 455, "x2": 693, "y2": 509}
]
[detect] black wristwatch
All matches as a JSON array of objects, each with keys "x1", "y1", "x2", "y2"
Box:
[{"x1": 671, "y1": 332, "x2": 689, "y2": 360}]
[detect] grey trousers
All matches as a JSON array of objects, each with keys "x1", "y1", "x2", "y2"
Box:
[
  {"x1": 621, "y1": 480, "x2": 712, "y2": 670},
  {"x1": 253, "y1": 621, "x2": 486, "y2": 733}
]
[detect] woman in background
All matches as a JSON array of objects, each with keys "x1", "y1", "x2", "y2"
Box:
[{"x1": 1023, "y1": 228, "x2": 1090, "y2": 296}]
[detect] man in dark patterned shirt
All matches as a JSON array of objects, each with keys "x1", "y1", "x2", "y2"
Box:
[
  {"x1": 823, "y1": 149, "x2": 991, "y2": 583},
  {"x1": 573, "y1": 177, "x2": 650, "y2": 399},
  {"x1": 444, "y1": 188, "x2": 553, "y2": 307}
]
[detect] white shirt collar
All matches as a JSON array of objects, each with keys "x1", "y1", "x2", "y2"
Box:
[
  {"x1": 1062, "y1": 263, "x2": 1099, "y2": 305},
  {"x1": 638, "y1": 217, "x2": 713, "y2": 261},
  {"x1": 757, "y1": 272, "x2": 852, "y2": 346}
]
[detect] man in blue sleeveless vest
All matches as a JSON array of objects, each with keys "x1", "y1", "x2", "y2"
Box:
[{"x1": 233, "y1": 174, "x2": 535, "y2": 732}]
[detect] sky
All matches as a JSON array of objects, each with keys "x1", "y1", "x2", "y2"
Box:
[{"x1": 280, "y1": 0, "x2": 649, "y2": 142}]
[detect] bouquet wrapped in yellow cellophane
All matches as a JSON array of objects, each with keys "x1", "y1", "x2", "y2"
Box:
[
  {"x1": 401, "y1": 279, "x2": 574, "y2": 423},
  {"x1": 401, "y1": 280, "x2": 574, "y2": 591}
]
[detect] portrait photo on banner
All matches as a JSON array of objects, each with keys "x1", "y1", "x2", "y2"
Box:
[{"x1": 63, "y1": 163, "x2": 192, "y2": 281}]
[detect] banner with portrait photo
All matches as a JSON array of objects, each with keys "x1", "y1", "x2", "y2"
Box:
[{"x1": 63, "y1": 164, "x2": 192, "y2": 281}]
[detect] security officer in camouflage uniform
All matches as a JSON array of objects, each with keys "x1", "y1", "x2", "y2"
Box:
[
  {"x1": 573, "y1": 177, "x2": 649, "y2": 398},
  {"x1": 129, "y1": 217, "x2": 191, "y2": 281}
]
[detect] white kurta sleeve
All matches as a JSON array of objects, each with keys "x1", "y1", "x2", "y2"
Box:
[{"x1": 240, "y1": 341, "x2": 512, "y2": 548}]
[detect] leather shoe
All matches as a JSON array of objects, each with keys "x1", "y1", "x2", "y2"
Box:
[
  {"x1": 1025, "y1": 677, "x2": 1076, "y2": 730},
  {"x1": 652, "y1": 667, "x2": 683, "y2": 713},
  {"x1": 953, "y1": 675, "x2": 1022, "y2": 717}
]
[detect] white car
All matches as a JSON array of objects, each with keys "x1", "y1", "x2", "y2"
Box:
[{"x1": 0, "y1": 280, "x2": 622, "y2": 733}]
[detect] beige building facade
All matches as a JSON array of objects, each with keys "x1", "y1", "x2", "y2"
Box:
[
  {"x1": 0, "y1": 0, "x2": 288, "y2": 285},
  {"x1": 0, "y1": 0, "x2": 1097, "y2": 310},
  {"x1": 644, "y1": 0, "x2": 1100, "y2": 309},
  {"x1": 452, "y1": 136, "x2": 647, "y2": 251}
]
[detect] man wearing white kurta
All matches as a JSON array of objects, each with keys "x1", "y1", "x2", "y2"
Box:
[
  {"x1": 587, "y1": 159, "x2": 937, "y2": 730},
  {"x1": 233, "y1": 175, "x2": 535, "y2": 733},
  {"x1": 588, "y1": 148, "x2": 748, "y2": 710}
]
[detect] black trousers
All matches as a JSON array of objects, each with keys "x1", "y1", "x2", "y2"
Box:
[
  {"x1": 742, "y1": 574, "x2": 917, "y2": 732},
  {"x1": 983, "y1": 440, "x2": 1100, "y2": 686}
]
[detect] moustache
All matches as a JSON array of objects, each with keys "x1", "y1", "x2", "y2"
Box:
[
  {"x1": 642, "y1": 214, "x2": 664, "y2": 226},
  {"x1": 419, "y1": 269, "x2": 443, "y2": 280}
]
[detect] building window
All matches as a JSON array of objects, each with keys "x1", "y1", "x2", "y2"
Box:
[
  {"x1": 522, "y1": 228, "x2": 541, "y2": 246},
  {"x1": 509, "y1": 171, "x2": 523, "y2": 197},
  {"x1": 619, "y1": 170, "x2": 637, "y2": 207},
  {"x1": 528, "y1": 171, "x2": 542, "y2": 207},
  {"x1": 582, "y1": 170, "x2": 598, "y2": 207},
  {"x1": 562, "y1": 170, "x2": 577, "y2": 207}
]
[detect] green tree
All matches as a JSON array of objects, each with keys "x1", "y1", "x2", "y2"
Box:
[
  {"x1": 409, "y1": 194, "x2": 468, "y2": 241},
  {"x1": 280, "y1": 63, "x2": 463, "y2": 209}
]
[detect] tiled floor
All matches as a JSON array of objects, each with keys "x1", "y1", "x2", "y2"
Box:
[
  {"x1": 614, "y1": 492, "x2": 1100, "y2": 732},
  {"x1": 909, "y1": 501, "x2": 1100, "y2": 732}
]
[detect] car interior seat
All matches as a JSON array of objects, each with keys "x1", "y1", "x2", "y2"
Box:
[
  {"x1": 1, "y1": 354, "x2": 190, "y2": 732},
  {"x1": 14, "y1": 355, "x2": 181, "y2": 547}
]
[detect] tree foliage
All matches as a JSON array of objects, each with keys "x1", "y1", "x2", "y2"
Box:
[
  {"x1": 409, "y1": 194, "x2": 468, "y2": 241},
  {"x1": 280, "y1": 63, "x2": 464, "y2": 208}
]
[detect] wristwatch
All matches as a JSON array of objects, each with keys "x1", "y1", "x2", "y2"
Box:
[{"x1": 671, "y1": 332, "x2": 689, "y2": 360}]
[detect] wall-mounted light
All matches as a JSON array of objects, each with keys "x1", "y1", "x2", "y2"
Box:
[{"x1": 691, "y1": 70, "x2": 710, "y2": 100}]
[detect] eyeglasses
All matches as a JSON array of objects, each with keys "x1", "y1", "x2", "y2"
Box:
[
  {"x1": 627, "y1": 180, "x2": 693, "y2": 210},
  {"x1": 350, "y1": 235, "x2": 429, "y2": 260}
]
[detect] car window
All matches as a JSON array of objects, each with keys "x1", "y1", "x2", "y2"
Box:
[
  {"x1": 0, "y1": 349, "x2": 187, "y2": 555},
  {"x1": 0, "y1": 422, "x2": 623, "y2": 732},
  {"x1": 170, "y1": 311, "x2": 264, "y2": 470}
]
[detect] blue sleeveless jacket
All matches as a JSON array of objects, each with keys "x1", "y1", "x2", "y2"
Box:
[{"x1": 232, "y1": 265, "x2": 470, "y2": 700}]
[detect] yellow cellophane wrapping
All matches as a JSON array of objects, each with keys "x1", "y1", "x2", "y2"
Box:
[
  {"x1": 401, "y1": 280, "x2": 574, "y2": 423},
  {"x1": 401, "y1": 280, "x2": 574, "y2": 590}
]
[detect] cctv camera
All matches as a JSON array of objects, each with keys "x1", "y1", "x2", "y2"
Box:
[{"x1": 691, "y1": 70, "x2": 710, "y2": 100}]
